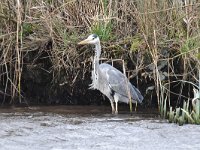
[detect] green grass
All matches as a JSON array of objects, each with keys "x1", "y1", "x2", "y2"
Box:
[
  {"x1": 22, "y1": 23, "x2": 33, "y2": 36},
  {"x1": 180, "y1": 36, "x2": 200, "y2": 54},
  {"x1": 91, "y1": 21, "x2": 113, "y2": 41}
]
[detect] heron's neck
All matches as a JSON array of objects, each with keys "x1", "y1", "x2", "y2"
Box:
[
  {"x1": 93, "y1": 42, "x2": 101, "y2": 75},
  {"x1": 94, "y1": 42, "x2": 101, "y2": 60}
]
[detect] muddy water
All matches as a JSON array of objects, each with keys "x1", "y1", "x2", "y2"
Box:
[{"x1": 0, "y1": 106, "x2": 199, "y2": 150}]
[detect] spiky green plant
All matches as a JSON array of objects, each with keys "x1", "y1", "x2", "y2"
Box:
[{"x1": 166, "y1": 87, "x2": 200, "y2": 125}]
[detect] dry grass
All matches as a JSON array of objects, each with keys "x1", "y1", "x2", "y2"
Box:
[{"x1": 0, "y1": 0, "x2": 199, "y2": 114}]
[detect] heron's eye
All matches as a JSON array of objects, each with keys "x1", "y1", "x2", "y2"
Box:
[{"x1": 92, "y1": 37, "x2": 95, "y2": 40}]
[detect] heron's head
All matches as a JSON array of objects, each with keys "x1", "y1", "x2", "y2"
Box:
[{"x1": 78, "y1": 34, "x2": 100, "y2": 45}]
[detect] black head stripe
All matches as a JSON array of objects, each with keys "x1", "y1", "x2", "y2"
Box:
[{"x1": 92, "y1": 34, "x2": 98, "y2": 39}]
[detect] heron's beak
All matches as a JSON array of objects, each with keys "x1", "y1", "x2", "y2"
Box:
[{"x1": 78, "y1": 39, "x2": 90, "y2": 45}]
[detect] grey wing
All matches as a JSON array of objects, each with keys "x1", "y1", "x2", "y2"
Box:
[{"x1": 101, "y1": 64, "x2": 143, "y2": 103}]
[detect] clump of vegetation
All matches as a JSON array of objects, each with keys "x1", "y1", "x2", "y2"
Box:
[
  {"x1": 169, "y1": 86, "x2": 200, "y2": 125},
  {"x1": 91, "y1": 21, "x2": 113, "y2": 41},
  {"x1": 159, "y1": 70, "x2": 200, "y2": 125}
]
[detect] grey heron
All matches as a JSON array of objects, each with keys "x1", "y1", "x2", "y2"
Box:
[{"x1": 78, "y1": 34, "x2": 143, "y2": 114}]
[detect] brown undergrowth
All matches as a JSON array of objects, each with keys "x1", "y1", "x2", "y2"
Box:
[{"x1": 0, "y1": 0, "x2": 199, "y2": 114}]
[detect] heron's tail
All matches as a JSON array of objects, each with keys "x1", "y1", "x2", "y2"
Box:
[{"x1": 129, "y1": 83, "x2": 143, "y2": 103}]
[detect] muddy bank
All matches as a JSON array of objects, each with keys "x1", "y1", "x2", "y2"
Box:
[
  {"x1": 0, "y1": 107, "x2": 199, "y2": 150},
  {"x1": 0, "y1": 105, "x2": 158, "y2": 116},
  {"x1": 0, "y1": 0, "x2": 198, "y2": 110}
]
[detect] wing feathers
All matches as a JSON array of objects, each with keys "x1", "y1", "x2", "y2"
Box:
[{"x1": 100, "y1": 63, "x2": 143, "y2": 103}]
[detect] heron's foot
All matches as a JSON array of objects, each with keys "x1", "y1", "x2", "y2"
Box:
[
  {"x1": 115, "y1": 110, "x2": 118, "y2": 115},
  {"x1": 111, "y1": 110, "x2": 118, "y2": 115},
  {"x1": 112, "y1": 109, "x2": 115, "y2": 114}
]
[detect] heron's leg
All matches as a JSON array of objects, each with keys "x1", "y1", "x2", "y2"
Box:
[
  {"x1": 110, "y1": 100, "x2": 115, "y2": 114},
  {"x1": 115, "y1": 101, "x2": 118, "y2": 114},
  {"x1": 114, "y1": 95, "x2": 119, "y2": 114}
]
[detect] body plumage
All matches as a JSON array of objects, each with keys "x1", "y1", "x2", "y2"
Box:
[{"x1": 78, "y1": 34, "x2": 143, "y2": 114}]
